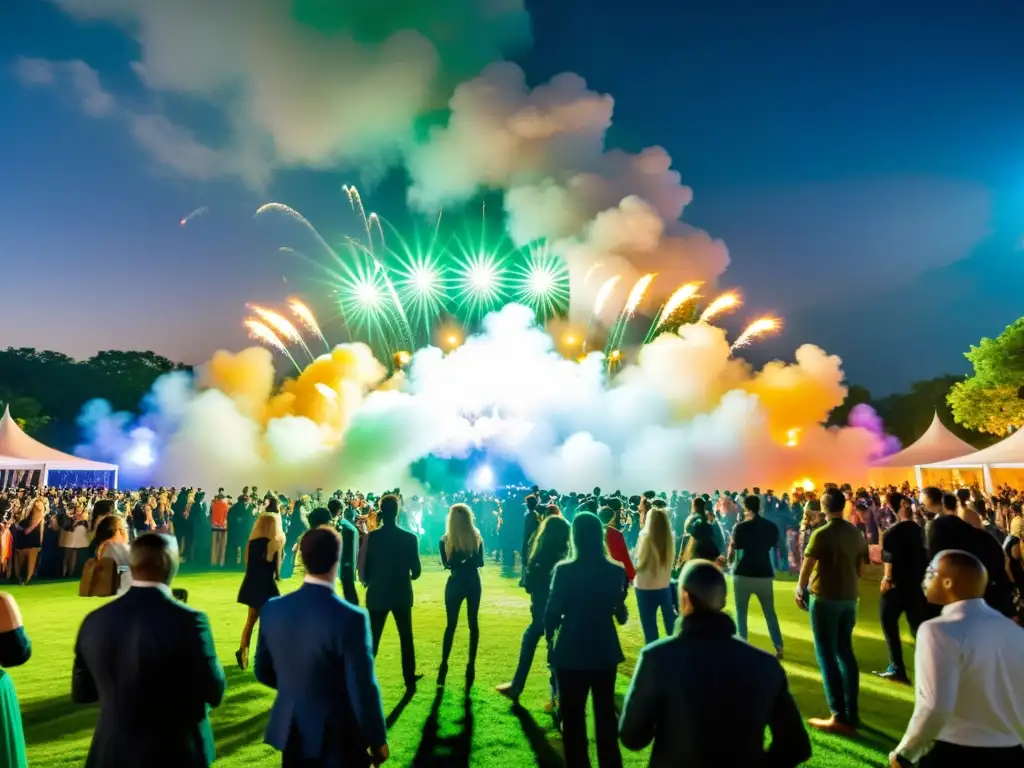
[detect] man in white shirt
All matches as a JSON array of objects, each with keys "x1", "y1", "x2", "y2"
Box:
[{"x1": 890, "y1": 549, "x2": 1024, "y2": 767}]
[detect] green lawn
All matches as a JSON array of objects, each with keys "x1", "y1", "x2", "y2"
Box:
[{"x1": 6, "y1": 563, "x2": 911, "y2": 766}]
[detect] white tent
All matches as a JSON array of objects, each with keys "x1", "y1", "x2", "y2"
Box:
[
  {"x1": 0, "y1": 406, "x2": 118, "y2": 488},
  {"x1": 921, "y1": 424, "x2": 1024, "y2": 492},
  {"x1": 869, "y1": 412, "x2": 976, "y2": 488}
]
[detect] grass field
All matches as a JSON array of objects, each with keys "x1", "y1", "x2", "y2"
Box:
[{"x1": 6, "y1": 562, "x2": 912, "y2": 767}]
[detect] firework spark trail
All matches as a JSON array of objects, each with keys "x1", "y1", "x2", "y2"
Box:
[
  {"x1": 624, "y1": 273, "x2": 656, "y2": 318},
  {"x1": 731, "y1": 316, "x2": 781, "y2": 351},
  {"x1": 604, "y1": 274, "x2": 655, "y2": 357},
  {"x1": 342, "y1": 185, "x2": 373, "y2": 249},
  {"x1": 255, "y1": 203, "x2": 340, "y2": 264},
  {"x1": 179, "y1": 206, "x2": 209, "y2": 227},
  {"x1": 245, "y1": 319, "x2": 300, "y2": 371},
  {"x1": 287, "y1": 298, "x2": 328, "y2": 351},
  {"x1": 699, "y1": 292, "x2": 741, "y2": 324},
  {"x1": 645, "y1": 281, "x2": 702, "y2": 343},
  {"x1": 250, "y1": 306, "x2": 314, "y2": 360},
  {"x1": 368, "y1": 213, "x2": 386, "y2": 252}
]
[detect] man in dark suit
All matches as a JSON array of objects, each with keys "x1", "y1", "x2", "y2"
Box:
[
  {"x1": 620, "y1": 560, "x2": 811, "y2": 768},
  {"x1": 361, "y1": 493, "x2": 421, "y2": 689},
  {"x1": 256, "y1": 528, "x2": 389, "y2": 767},
  {"x1": 330, "y1": 498, "x2": 360, "y2": 605},
  {"x1": 72, "y1": 533, "x2": 226, "y2": 768},
  {"x1": 519, "y1": 494, "x2": 540, "y2": 586}
]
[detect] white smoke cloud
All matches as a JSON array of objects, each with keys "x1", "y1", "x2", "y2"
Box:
[{"x1": 85, "y1": 305, "x2": 879, "y2": 493}]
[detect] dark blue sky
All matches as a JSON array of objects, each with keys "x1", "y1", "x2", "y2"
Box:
[{"x1": 2, "y1": 1, "x2": 1023, "y2": 394}]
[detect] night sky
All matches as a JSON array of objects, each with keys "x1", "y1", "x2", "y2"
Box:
[{"x1": 3, "y1": 1, "x2": 1023, "y2": 395}]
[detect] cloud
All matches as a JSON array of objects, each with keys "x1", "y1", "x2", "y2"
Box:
[
  {"x1": 15, "y1": 57, "x2": 115, "y2": 117},
  {"x1": 40, "y1": 0, "x2": 531, "y2": 186}
]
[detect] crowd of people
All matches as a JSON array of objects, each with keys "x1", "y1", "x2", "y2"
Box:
[{"x1": 0, "y1": 478, "x2": 1023, "y2": 766}]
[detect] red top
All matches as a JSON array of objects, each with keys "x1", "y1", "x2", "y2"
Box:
[
  {"x1": 605, "y1": 526, "x2": 635, "y2": 582},
  {"x1": 210, "y1": 498, "x2": 229, "y2": 530}
]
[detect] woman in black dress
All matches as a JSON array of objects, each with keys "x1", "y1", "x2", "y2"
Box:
[
  {"x1": 235, "y1": 513, "x2": 284, "y2": 670},
  {"x1": 437, "y1": 502, "x2": 484, "y2": 687}
]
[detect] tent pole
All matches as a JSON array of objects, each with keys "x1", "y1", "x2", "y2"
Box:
[
  {"x1": 914, "y1": 465, "x2": 923, "y2": 490},
  {"x1": 983, "y1": 464, "x2": 993, "y2": 495}
]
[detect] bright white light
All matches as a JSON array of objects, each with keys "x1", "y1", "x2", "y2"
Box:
[
  {"x1": 528, "y1": 267, "x2": 555, "y2": 295},
  {"x1": 315, "y1": 383, "x2": 337, "y2": 401},
  {"x1": 125, "y1": 442, "x2": 156, "y2": 468},
  {"x1": 473, "y1": 465, "x2": 495, "y2": 489},
  {"x1": 354, "y1": 281, "x2": 382, "y2": 307},
  {"x1": 412, "y1": 267, "x2": 437, "y2": 293},
  {"x1": 468, "y1": 265, "x2": 495, "y2": 292}
]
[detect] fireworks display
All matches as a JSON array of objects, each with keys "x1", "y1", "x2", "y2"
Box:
[{"x1": 249, "y1": 188, "x2": 779, "y2": 368}]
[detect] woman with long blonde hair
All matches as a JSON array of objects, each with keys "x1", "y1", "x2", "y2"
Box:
[
  {"x1": 235, "y1": 513, "x2": 284, "y2": 669},
  {"x1": 634, "y1": 503, "x2": 676, "y2": 644},
  {"x1": 12, "y1": 498, "x2": 46, "y2": 586},
  {"x1": 437, "y1": 502, "x2": 484, "y2": 686}
]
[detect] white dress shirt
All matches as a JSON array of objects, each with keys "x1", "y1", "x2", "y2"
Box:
[{"x1": 895, "y1": 598, "x2": 1024, "y2": 763}]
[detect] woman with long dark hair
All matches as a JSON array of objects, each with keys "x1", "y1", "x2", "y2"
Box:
[
  {"x1": 497, "y1": 514, "x2": 570, "y2": 707},
  {"x1": 437, "y1": 503, "x2": 484, "y2": 686},
  {"x1": 235, "y1": 513, "x2": 284, "y2": 669},
  {"x1": 545, "y1": 512, "x2": 628, "y2": 767}
]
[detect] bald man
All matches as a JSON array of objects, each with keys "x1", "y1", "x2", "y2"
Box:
[
  {"x1": 620, "y1": 560, "x2": 811, "y2": 767},
  {"x1": 72, "y1": 534, "x2": 226, "y2": 768},
  {"x1": 890, "y1": 550, "x2": 1024, "y2": 768}
]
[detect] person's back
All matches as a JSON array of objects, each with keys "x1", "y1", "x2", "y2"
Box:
[
  {"x1": 731, "y1": 514, "x2": 778, "y2": 577},
  {"x1": 621, "y1": 560, "x2": 810, "y2": 768},
  {"x1": 256, "y1": 527, "x2": 388, "y2": 766},
  {"x1": 806, "y1": 517, "x2": 866, "y2": 601},
  {"x1": 72, "y1": 534, "x2": 225, "y2": 768},
  {"x1": 546, "y1": 557, "x2": 627, "y2": 670},
  {"x1": 363, "y1": 520, "x2": 420, "y2": 611}
]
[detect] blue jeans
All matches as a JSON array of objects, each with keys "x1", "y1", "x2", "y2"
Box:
[
  {"x1": 732, "y1": 575, "x2": 783, "y2": 650},
  {"x1": 809, "y1": 596, "x2": 860, "y2": 725},
  {"x1": 635, "y1": 586, "x2": 676, "y2": 645}
]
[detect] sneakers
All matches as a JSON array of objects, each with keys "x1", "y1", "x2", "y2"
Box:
[
  {"x1": 872, "y1": 666, "x2": 910, "y2": 684},
  {"x1": 807, "y1": 715, "x2": 857, "y2": 737}
]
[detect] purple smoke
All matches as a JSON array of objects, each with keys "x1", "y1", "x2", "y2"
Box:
[{"x1": 848, "y1": 403, "x2": 901, "y2": 459}]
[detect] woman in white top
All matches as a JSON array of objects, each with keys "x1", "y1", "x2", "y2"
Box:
[
  {"x1": 633, "y1": 504, "x2": 676, "y2": 644},
  {"x1": 92, "y1": 515, "x2": 132, "y2": 595}
]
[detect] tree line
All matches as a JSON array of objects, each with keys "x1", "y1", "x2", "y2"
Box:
[{"x1": 0, "y1": 348, "x2": 190, "y2": 450}]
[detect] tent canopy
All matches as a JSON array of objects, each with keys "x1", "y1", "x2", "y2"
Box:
[
  {"x1": 0, "y1": 406, "x2": 117, "y2": 471},
  {"x1": 872, "y1": 412, "x2": 975, "y2": 468},
  {"x1": 923, "y1": 425, "x2": 1024, "y2": 469}
]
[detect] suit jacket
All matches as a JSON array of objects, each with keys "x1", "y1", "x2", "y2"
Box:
[
  {"x1": 361, "y1": 523, "x2": 421, "y2": 611},
  {"x1": 545, "y1": 557, "x2": 628, "y2": 670},
  {"x1": 255, "y1": 582, "x2": 387, "y2": 767},
  {"x1": 72, "y1": 586, "x2": 226, "y2": 768},
  {"x1": 619, "y1": 612, "x2": 811, "y2": 768}
]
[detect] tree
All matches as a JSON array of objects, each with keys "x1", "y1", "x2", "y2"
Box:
[
  {"x1": 0, "y1": 390, "x2": 50, "y2": 435},
  {"x1": 827, "y1": 384, "x2": 873, "y2": 427},
  {"x1": 948, "y1": 318, "x2": 1024, "y2": 435}
]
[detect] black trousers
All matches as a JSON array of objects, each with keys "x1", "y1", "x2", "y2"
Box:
[
  {"x1": 369, "y1": 606, "x2": 417, "y2": 685},
  {"x1": 341, "y1": 576, "x2": 359, "y2": 606},
  {"x1": 556, "y1": 667, "x2": 623, "y2": 768},
  {"x1": 440, "y1": 573, "x2": 481, "y2": 669},
  {"x1": 879, "y1": 586, "x2": 926, "y2": 674},
  {"x1": 922, "y1": 741, "x2": 1024, "y2": 768}
]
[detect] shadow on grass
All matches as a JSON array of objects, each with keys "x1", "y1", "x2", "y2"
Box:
[
  {"x1": 386, "y1": 687, "x2": 415, "y2": 729},
  {"x1": 511, "y1": 703, "x2": 563, "y2": 767},
  {"x1": 21, "y1": 691, "x2": 97, "y2": 746},
  {"x1": 411, "y1": 687, "x2": 473, "y2": 767}
]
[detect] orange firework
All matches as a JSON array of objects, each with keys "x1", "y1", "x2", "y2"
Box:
[
  {"x1": 699, "y1": 292, "x2": 741, "y2": 323},
  {"x1": 592, "y1": 275, "x2": 622, "y2": 317},
  {"x1": 731, "y1": 316, "x2": 781, "y2": 350},
  {"x1": 287, "y1": 298, "x2": 328, "y2": 349},
  {"x1": 657, "y1": 282, "x2": 702, "y2": 329},
  {"x1": 624, "y1": 273, "x2": 656, "y2": 317},
  {"x1": 250, "y1": 305, "x2": 313, "y2": 360}
]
